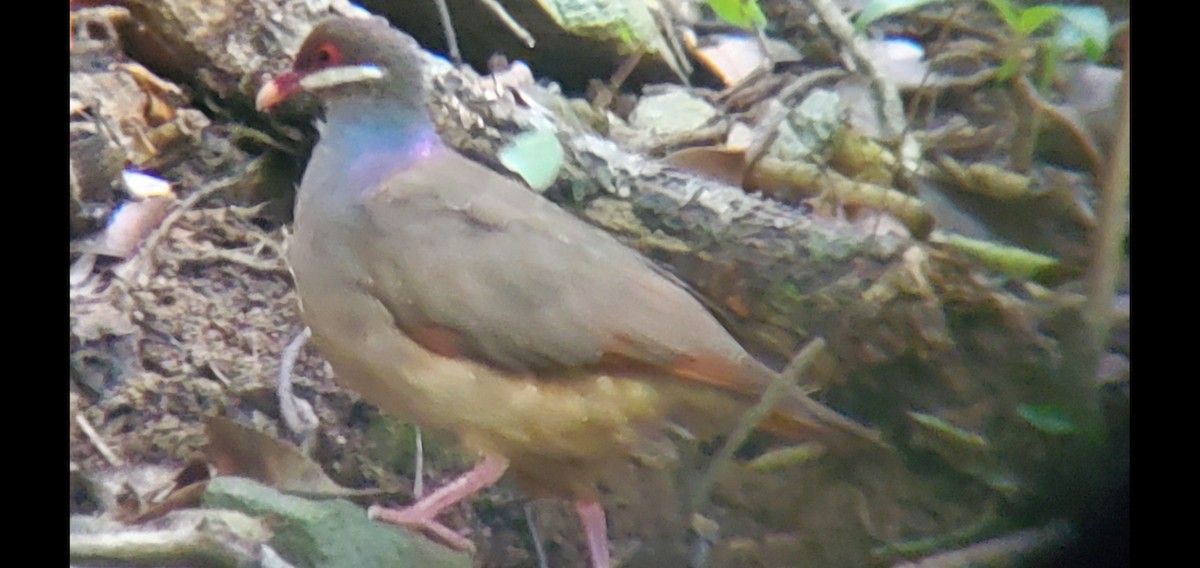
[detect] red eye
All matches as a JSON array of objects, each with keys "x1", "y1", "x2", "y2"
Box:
[{"x1": 313, "y1": 43, "x2": 341, "y2": 66}]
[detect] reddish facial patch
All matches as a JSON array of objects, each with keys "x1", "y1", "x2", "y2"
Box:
[
  {"x1": 298, "y1": 41, "x2": 343, "y2": 72},
  {"x1": 258, "y1": 40, "x2": 349, "y2": 111},
  {"x1": 315, "y1": 43, "x2": 341, "y2": 65}
]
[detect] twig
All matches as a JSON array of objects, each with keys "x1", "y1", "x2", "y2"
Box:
[
  {"x1": 206, "y1": 361, "x2": 233, "y2": 387},
  {"x1": 592, "y1": 51, "x2": 644, "y2": 111},
  {"x1": 183, "y1": 248, "x2": 290, "y2": 275},
  {"x1": 742, "y1": 68, "x2": 847, "y2": 171},
  {"x1": 911, "y1": 12, "x2": 1008, "y2": 45},
  {"x1": 651, "y1": 1, "x2": 692, "y2": 78},
  {"x1": 1084, "y1": 32, "x2": 1130, "y2": 345},
  {"x1": 433, "y1": 0, "x2": 461, "y2": 64},
  {"x1": 747, "y1": 156, "x2": 933, "y2": 237},
  {"x1": 890, "y1": 520, "x2": 1073, "y2": 568},
  {"x1": 688, "y1": 513, "x2": 720, "y2": 568},
  {"x1": 413, "y1": 425, "x2": 425, "y2": 498},
  {"x1": 802, "y1": 0, "x2": 908, "y2": 139},
  {"x1": 278, "y1": 327, "x2": 319, "y2": 449},
  {"x1": 75, "y1": 413, "x2": 124, "y2": 467},
  {"x1": 524, "y1": 503, "x2": 549, "y2": 568},
  {"x1": 917, "y1": 63, "x2": 995, "y2": 90},
  {"x1": 687, "y1": 338, "x2": 827, "y2": 514},
  {"x1": 1009, "y1": 78, "x2": 1037, "y2": 174},
  {"x1": 1012, "y1": 74, "x2": 1104, "y2": 178},
  {"x1": 114, "y1": 160, "x2": 259, "y2": 283},
  {"x1": 474, "y1": 0, "x2": 536, "y2": 48},
  {"x1": 70, "y1": 513, "x2": 265, "y2": 567},
  {"x1": 753, "y1": 25, "x2": 773, "y2": 74},
  {"x1": 904, "y1": 3, "x2": 969, "y2": 129}
]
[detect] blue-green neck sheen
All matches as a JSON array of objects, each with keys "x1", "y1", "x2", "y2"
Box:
[{"x1": 315, "y1": 97, "x2": 442, "y2": 190}]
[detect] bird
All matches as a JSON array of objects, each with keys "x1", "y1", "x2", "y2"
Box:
[{"x1": 256, "y1": 16, "x2": 883, "y2": 568}]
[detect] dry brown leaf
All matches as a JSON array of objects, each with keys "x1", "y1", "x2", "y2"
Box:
[
  {"x1": 127, "y1": 459, "x2": 212, "y2": 523},
  {"x1": 205, "y1": 416, "x2": 388, "y2": 498},
  {"x1": 690, "y1": 34, "x2": 768, "y2": 86},
  {"x1": 685, "y1": 32, "x2": 802, "y2": 87},
  {"x1": 78, "y1": 463, "x2": 181, "y2": 519},
  {"x1": 663, "y1": 146, "x2": 747, "y2": 187}
]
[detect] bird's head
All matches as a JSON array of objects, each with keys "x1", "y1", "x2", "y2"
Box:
[{"x1": 256, "y1": 17, "x2": 425, "y2": 112}]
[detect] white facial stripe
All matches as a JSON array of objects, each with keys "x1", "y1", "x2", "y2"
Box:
[{"x1": 299, "y1": 65, "x2": 386, "y2": 91}]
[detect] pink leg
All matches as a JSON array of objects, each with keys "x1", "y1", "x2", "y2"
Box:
[
  {"x1": 575, "y1": 499, "x2": 611, "y2": 568},
  {"x1": 370, "y1": 454, "x2": 509, "y2": 550}
]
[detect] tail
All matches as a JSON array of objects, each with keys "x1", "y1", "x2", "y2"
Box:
[
  {"x1": 744, "y1": 357, "x2": 891, "y2": 452},
  {"x1": 759, "y1": 391, "x2": 890, "y2": 452},
  {"x1": 668, "y1": 347, "x2": 889, "y2": 452}
]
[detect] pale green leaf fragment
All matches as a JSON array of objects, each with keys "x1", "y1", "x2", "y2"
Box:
[
  {"x1": 995, "y1": 56, "x2": 1020, "y2": 80},
  {"x1": 984, "y1": 473, "x2": 1021, "y2": 497},
  {"x1": 908, "y1": 411, "x2": 989, "y2": 449},
  {"x1": 499, "y1": 128, "x2": 565, "y2": 192},
  {"x1": 984, "y1": 0, "x2": 1020, "y2": 30},
  {"x1": 935, "y1": 233, "x2": 1059, "y2": 280},
  {"x1": 1017, "y1": 5, "x2": 1061, "y2": 36},
  {"x1": 746, "y1": 443, "x2": 827, "y2": 472}
]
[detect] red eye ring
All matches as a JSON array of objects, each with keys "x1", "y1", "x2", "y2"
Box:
[{"x1": 314, "y1": 43, "x2": 341, "y2": 66}]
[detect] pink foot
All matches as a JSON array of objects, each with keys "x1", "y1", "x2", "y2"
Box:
[
  {"x1": 576, "y1": 499, "x2": 611, "y2": 568},
  {"x1": 370, "y1": 454, "x2": 509, "y2": 550}
]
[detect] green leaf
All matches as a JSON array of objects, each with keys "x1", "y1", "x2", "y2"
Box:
[
  {"x1": 984, "y1": 0, "x2": 1020, "y2": 30},
  {"x1": 995, "y1": 55, "x2": 1020, "y2": 80},
  {"x1": 1017, "y1": 404, "x2": 1077, "y2": 435},
  {"x1": 705, "y1": 0, "x2": 767, "y2": 30},
  {"x1": 935, "y1": 233, "x2": 1059, "y2": 280},
  {"x1": 1016, "y1": 5, "x2": 1060, "y2": 36},
  {"x1": 1053, "y1": 5, "x2": 1111, "y2": 60},
  {"x1": 855, "y1": 0, "x2": 948, "y2": 30},
  {"x1": 499, "y1": 127, "x2": 565, "y2": 192}
]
